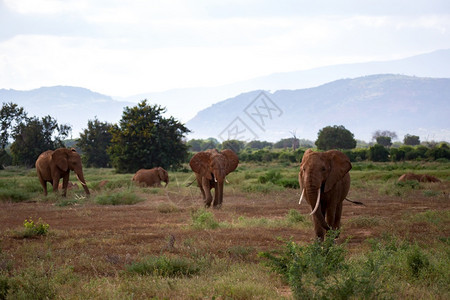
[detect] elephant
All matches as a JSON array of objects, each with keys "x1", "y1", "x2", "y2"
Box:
[
  {"x1": 398, "y1": 173, "x2": 441, "y2": 183},
  {"x1": 132, "y1": 167, "x2": 169, "y2": 187},
  {"x1": 298, "y1": 149, "x2": 352, "y2": 240},
  {"x1": 36, "y1": 148, "x2": 90, "y2": 197},
  {"x1": 189, "y1": 149, "x2": 239, "y2": 208}
]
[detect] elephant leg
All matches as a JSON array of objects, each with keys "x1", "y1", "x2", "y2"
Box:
[
  {"x1": 332, "y1": 201, "x2": 343, "y2": 230},
  {"x1": 313, "y1": 214, "x2": 327, "y2": 240},
  {"x1": 201, "y1": 177, "x2": 213, "y2": 207},
  {"x1": 52, "y1": 178, "x2": 60, "y2": 195},
  {"x1": 38, "y1": 174, "x2": 48, "y2": 196},
  {"x1": 61, "y1": 174, "x2": 69, "y2": 197}
]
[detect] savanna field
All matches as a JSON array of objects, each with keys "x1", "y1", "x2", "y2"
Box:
[{"x1": 0, "y1": 161, "x2": 449, "y2": 299}]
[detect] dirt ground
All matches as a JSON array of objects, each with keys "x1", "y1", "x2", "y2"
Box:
[{"x1": 1, "y1": 185, "x2": 449, "y2": 277}]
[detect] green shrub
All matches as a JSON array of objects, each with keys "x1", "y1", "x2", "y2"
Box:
[
  {"x1": 126, "y1": 255, "x2": 201, "y2": 277},
  {"x1": 94, "y1": 190, "x2": 144, "y2": 205},
  {"x1": 285, "y1": 209, "x2": 305, "y2": 224},
  {"x1": 22, "y1": 217, "x2": 50, "y2": 237},
  {"x1": 191, "y1": 209, "x2": 220, "y2": 229},
  {"x1": 258, "y1": 170, "x2": 281, "y2": 184}
]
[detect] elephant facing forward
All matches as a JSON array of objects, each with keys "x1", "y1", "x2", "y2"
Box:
[
  {"x1": 298, "y1": 149, "x2": 352, "y2": 240},
  {"x1": 190, "y1": 149, "x2": 239, "y2": 208},
  {"x1": 36, "y1": 148, "x2": 90, "y2": 197},
  {"x1": 132, "y1": 167, "x2": 169, "y2": 187}
]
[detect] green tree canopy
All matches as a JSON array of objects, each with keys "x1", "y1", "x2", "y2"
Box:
[
  {"x1": 221, "y1": 139, "x2": 245, "y2": 153},
  {"x1": 108, "y1": 100, "x2": 190, "y2": 173},
  {"x1": 187, "y1": 138, "x2": 220, "y2": 152},
  {"x1": 0, "y1": 102, "x2": 26, "y2": 150},
  {"x1": 376, "y1": 136, "x2": 392, "y2": 147},
  {"x1": 10, "y1": 115, "x2": 71, "y2": 167},
  {"x1": 403, "y1": 134, "x2": 420, "y2": 146},
  {"x1": 77, "y1": 118, "x2": 113, "y2": 168},
  {"x1": 368, "y1": 144, "x2": 389, "y2": 162},
  {"x1": 245, "y1": 140, "x2": 273, "y2": 150},
  {"x1": 315, "y1": 125, "x2": 356, "y2": 150}
]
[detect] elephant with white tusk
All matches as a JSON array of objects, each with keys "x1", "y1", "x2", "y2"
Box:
[
  {"x1": 36, "y1": 148, "x2": 90, "y2": 197},
  {"x1": 298, "y1": 149, "x2": 352, "y2": 240},
  {"x1": 189, "y1": 149, "x2": 239, "y2": 208}
]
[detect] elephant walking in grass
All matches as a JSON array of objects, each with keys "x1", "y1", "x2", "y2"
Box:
[
  {"x1": 132, "y1": 167, "x2": 169, "y2": 187},
  {"x1": 36, "y1": 148, "x2": 90, "y2": 197},
  {"x1": 398, "y1": 173, "x2": 441, "y2": 183},
  {"x1": 298, "y1": 149, "x2": 352, "y2": 240},
  {"x1": 189, "y1": 149, "x2": 239, "y2": 208}
]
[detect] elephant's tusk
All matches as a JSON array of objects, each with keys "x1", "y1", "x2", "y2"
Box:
[
  {"x1": 225, "y1": 178, "x2": 230, "y2": 184},
  {"x1": 214, "y1": 178, "x2": 218, "y2": 183},
  {"x1": 310, "y1": 189, "x2": 321, "y2": 215},
  {"x1": 299, "y1": 189, "x2": 305, "y2": 205}
]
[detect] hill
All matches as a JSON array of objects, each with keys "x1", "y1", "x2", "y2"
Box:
[
  {"x1": 186, "y1": 74, "x2": 450, "y2": 143},
  {"x1": 124, "y1": 49, "x2": 450, "y2": 123},
  {"x1": 0, "y1": 86, "x2": 134, "y2": 138}
]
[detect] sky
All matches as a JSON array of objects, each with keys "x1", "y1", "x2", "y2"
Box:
[{"x1": 1, "y1": 0, "x2": 450, "y2": 98}]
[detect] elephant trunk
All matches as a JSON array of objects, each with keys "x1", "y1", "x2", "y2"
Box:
[
  {"x1": 215, "y1": 179, "x2": 224, "y2": 208},
  {"x1": 76, "y1": 172, "x2": 90, "y2": 196},
  {"x1": 306, "y1": 188, "x2": 329, "y2": 231}
]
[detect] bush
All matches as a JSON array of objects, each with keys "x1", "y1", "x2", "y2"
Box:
[
  {"x1": 369, "y1": 144, "x2": 389, "y2": 162},
  {"x1": 191, "y1": 209, "x2": 220, "y2": 229},
  {"x1": 22, "y1": 217, "x2": 50, "y2": 237},
  {"x1": 94, "y1": 190, "x2": 144, "y2": 205},
  {"x1": 126, "y1": 255, "x2": 201, "y2": 277}
]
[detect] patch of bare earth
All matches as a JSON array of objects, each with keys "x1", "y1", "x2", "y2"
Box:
[{"x1": 1, "y1": 184, "x2": 449, "y2": 278}]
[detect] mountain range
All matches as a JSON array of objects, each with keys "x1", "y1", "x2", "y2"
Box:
[
  {"x1": 0, "y1": 49, "x2": 449, "y2": 143},
  {"x1": 121, "y1": 49, "x2": 450, "y2": 123},
  {"x1": 186, "y1": 74, "x2": 450, "y2": 143}
]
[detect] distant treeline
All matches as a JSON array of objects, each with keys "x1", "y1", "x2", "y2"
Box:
[{"x1": 1, "y1": 102, "x2": 449, "y2": 171}]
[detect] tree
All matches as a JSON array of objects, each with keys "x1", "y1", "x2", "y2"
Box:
[
  {"x1": 372, "y1": 130, "x2": 397, "y2": 141},
  {"x1": 376, "y1": 136, "x2": 392, "y2": 147},
  {"x1": 187, "y1": 138, "x2": 220, "y2": 152},
  {"x1": 403, "y1": 134, "x2": 420, "y2": 146},
  {"x1": 315, "y1": 125, "x2": 356, "y2": 150},
  {"x1": 77, "y1": 118, "x2": 113, "y2": 168},
  {"x1": 245, "y1": 140, "x2": 273, "y2": 150},
  {"x1": 1, "y1": 102, "x2": 26, "y2": 149},
  {"x1": 10, "y1": 115, "x2": 71, "y2": 166},
  {"x1": 368, "y1": 144, "x2": 389, "y2": 162},
  {"x1": 108, "y1": 100, "x2": 190, "y2": 173},
  {"x1": 221, "y1": 139, "x2": 245, "y2": 153}
]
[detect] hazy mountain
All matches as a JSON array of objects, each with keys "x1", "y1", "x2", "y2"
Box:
[
  {"x1": 0, "y1": 86, "x2": 134, "y2": 138},
  {"x1": 186, "y1": 74, "x2": 450, "y2": 143},
  {"x1": 122, "y1": 49, "x2": 450, "y2": 123}
]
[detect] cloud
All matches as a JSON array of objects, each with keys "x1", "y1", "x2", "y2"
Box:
[{"x1": 1, "y1": 0, "x2": 450, "y2": 96}]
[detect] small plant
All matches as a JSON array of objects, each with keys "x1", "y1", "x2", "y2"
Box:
[
  {"x1": 126, "y1": 255, "x2": 201, "y2": 277},
  {"x1": 94, "y1": 189, "x2": 144, "y2": 205},
  {"x1": 191, "y1": 209, "x2": 220, "y2": 229},
  {"x1": 157, "y1": 202, "x2": 180, "y2": 213},
  {"x1": 22, "y1": 217, "x2": 50, "y2": 237},
  {"x1": 285, "y1": 209, "x2": 305, "y2": 224}
]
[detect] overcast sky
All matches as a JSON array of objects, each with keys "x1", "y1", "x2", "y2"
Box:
[{"x1": 1, "y1": 0, "x2": 449, "y2": 97}]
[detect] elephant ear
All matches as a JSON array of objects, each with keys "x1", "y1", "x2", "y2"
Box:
[
  {"x1": 52, "y1": 148, "x2": 69, "y2": 172},
  {"x1": 157, "y1": 167, "x2": 167, "y2": 180},
  {"x1": 221, "y1": 149, "x2": 239, "y2": 175},
  {"x1": 189, "y1": 151, "x2": 213, "y2": 180},
  {"x1": 324, "y1": 150, "x2": 352, "y2": 193}
]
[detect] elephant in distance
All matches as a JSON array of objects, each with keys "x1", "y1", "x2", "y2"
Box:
[
  {"x1": 36, "y1": 148, "x2": 90, "y2": 197},
  {"x1": 298, "y1": 149, "x2": 352, "y2": 240},
  {"x1": 398, "y1": 173, "x2": 441, "y2": 183},
  {"x1": 132, "y1": 167, "x2": 169, "y2": 187},
  {"x1": 190, "y1": 149, "x2": 239, "y2": 208}
]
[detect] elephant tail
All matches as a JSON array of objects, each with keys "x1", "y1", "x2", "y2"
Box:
[
  {"x1": 345, "y1": 198, "x2": 365, "y2": 206},
  {"x1": 185, "y1": 178, "x2": 196, "y2": 187}
]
